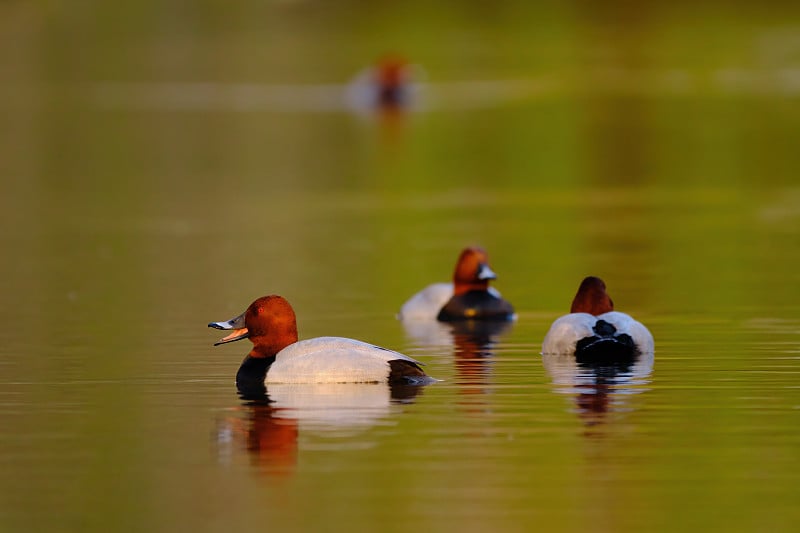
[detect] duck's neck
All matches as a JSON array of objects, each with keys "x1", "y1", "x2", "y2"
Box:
[
  {"x1": 453, "y1": 280, "x2": 489, "y2": 296},
  {"x1": 248, "y1": 340, "x2": 291, "y2": 359}
]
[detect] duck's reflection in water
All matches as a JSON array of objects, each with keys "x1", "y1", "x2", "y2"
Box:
[
  {"x1": 401, "y1": 319, "x2": 513, "y2": 401},
  {"x1": 216, "y1": 383, "x2": 424, "y2": 478},
  {"x1": 542, "y1": 351, "x2": 654, "y2": 431}
]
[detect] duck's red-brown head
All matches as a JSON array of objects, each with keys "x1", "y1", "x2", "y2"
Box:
[
  {"x1": 376, "y1": 55, "x2": 407, "y2": 89},
  {"x1": 209, "y1": 295, "x2": 299, "y2": 358},
  {"x1": 452, "y1": 247, "x2": 498, "y2": 296},
  {"x1": 570, "y1": 276, "x2": 614, "y2": 316}
]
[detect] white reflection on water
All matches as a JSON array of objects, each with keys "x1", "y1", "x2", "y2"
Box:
[
  {"x1": 542, "y1": 352, "x2": 654, "y2": 428},
  {"x1": 215, "y1": 382, "x2": 423, "y2": 477},
  {"x1": 259, "y1": 383, "x2": 419, "y2": 432}
]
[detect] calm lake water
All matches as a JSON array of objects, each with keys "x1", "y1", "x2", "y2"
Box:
[{"x1": 2, "y1": 2, "x2": 800, "y2": 532}]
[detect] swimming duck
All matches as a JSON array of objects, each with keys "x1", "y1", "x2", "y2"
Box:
[
  {"x1": 399, "y1": 247, "x2": 515, "y2": 322},
  {"x1": 373, "y1": 55, "x2": 411, "y2": 109},
  {"x1": 346, "y1": 54, "x2": 420, "y2": 113},
  {"x1": 541, "y1": 276, "x2": 654, "y2": 362},
  {"x1": 209, "y1": 295, "x2": 433, "y2": 388}
]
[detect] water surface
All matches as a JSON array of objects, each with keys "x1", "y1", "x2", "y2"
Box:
[{"x1": 2, "y1": 2, "x2": 800, "y2": 532}]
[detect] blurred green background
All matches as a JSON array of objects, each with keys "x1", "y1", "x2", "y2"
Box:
[{"x1": 1, "y1": 1, "x2": 799, "y2": 532}]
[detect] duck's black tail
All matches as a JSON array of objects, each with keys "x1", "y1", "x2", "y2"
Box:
[{"x1": 575, "y1": 319, "x2": 637, "y2": 368}]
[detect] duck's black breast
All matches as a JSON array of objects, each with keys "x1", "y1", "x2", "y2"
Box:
[
  {"x1": 436, "y1": 290, "x2": 515, "y2": 322},
  {"x1": 236, "y1": 355, "x2": 276, "y2": 399}
]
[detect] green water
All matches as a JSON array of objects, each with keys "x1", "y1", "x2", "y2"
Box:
[{"x1": 2, "y1": 2, "x2": 800, "y2": 532}]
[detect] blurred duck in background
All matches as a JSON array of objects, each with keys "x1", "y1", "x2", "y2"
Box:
[
  {"x1": 399, "y1": 246, "x2": 515, "y2": 322},
  {"x1": 347, "y1": 54, "x2": 422, "y2": 112}
]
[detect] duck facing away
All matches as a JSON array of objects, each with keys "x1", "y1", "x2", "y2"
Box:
[
  {"x1": 541, "y1": 277, "x2": 654, "y2": 363},
  {"x1": 209, "y1": 295, "x2": 433, "y2": 390},
  {"x1": 398, "y1": 246, "x2": 515, "y2": 322}
]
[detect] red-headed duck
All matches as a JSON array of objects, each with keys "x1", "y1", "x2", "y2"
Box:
[
  {"x1": 347, "y1": 54, "x2": 422, "y2": 113},
  {"x1": 398, "y1": 247, "x2": 515, "y2": 322},
  {"x1": 374, "y1": 55, "x2": 411, "y2": 109},
  {"x1": 209, "y1": 295, "x2": 433, "y2": 387},
  {"x1": 541, "y1": 276, "x2": 654, "y2": 360}
]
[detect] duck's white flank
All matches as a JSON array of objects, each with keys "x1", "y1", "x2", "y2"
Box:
[{"x1": 266, "y1": 336, "x2": 423, "y2": 384}]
